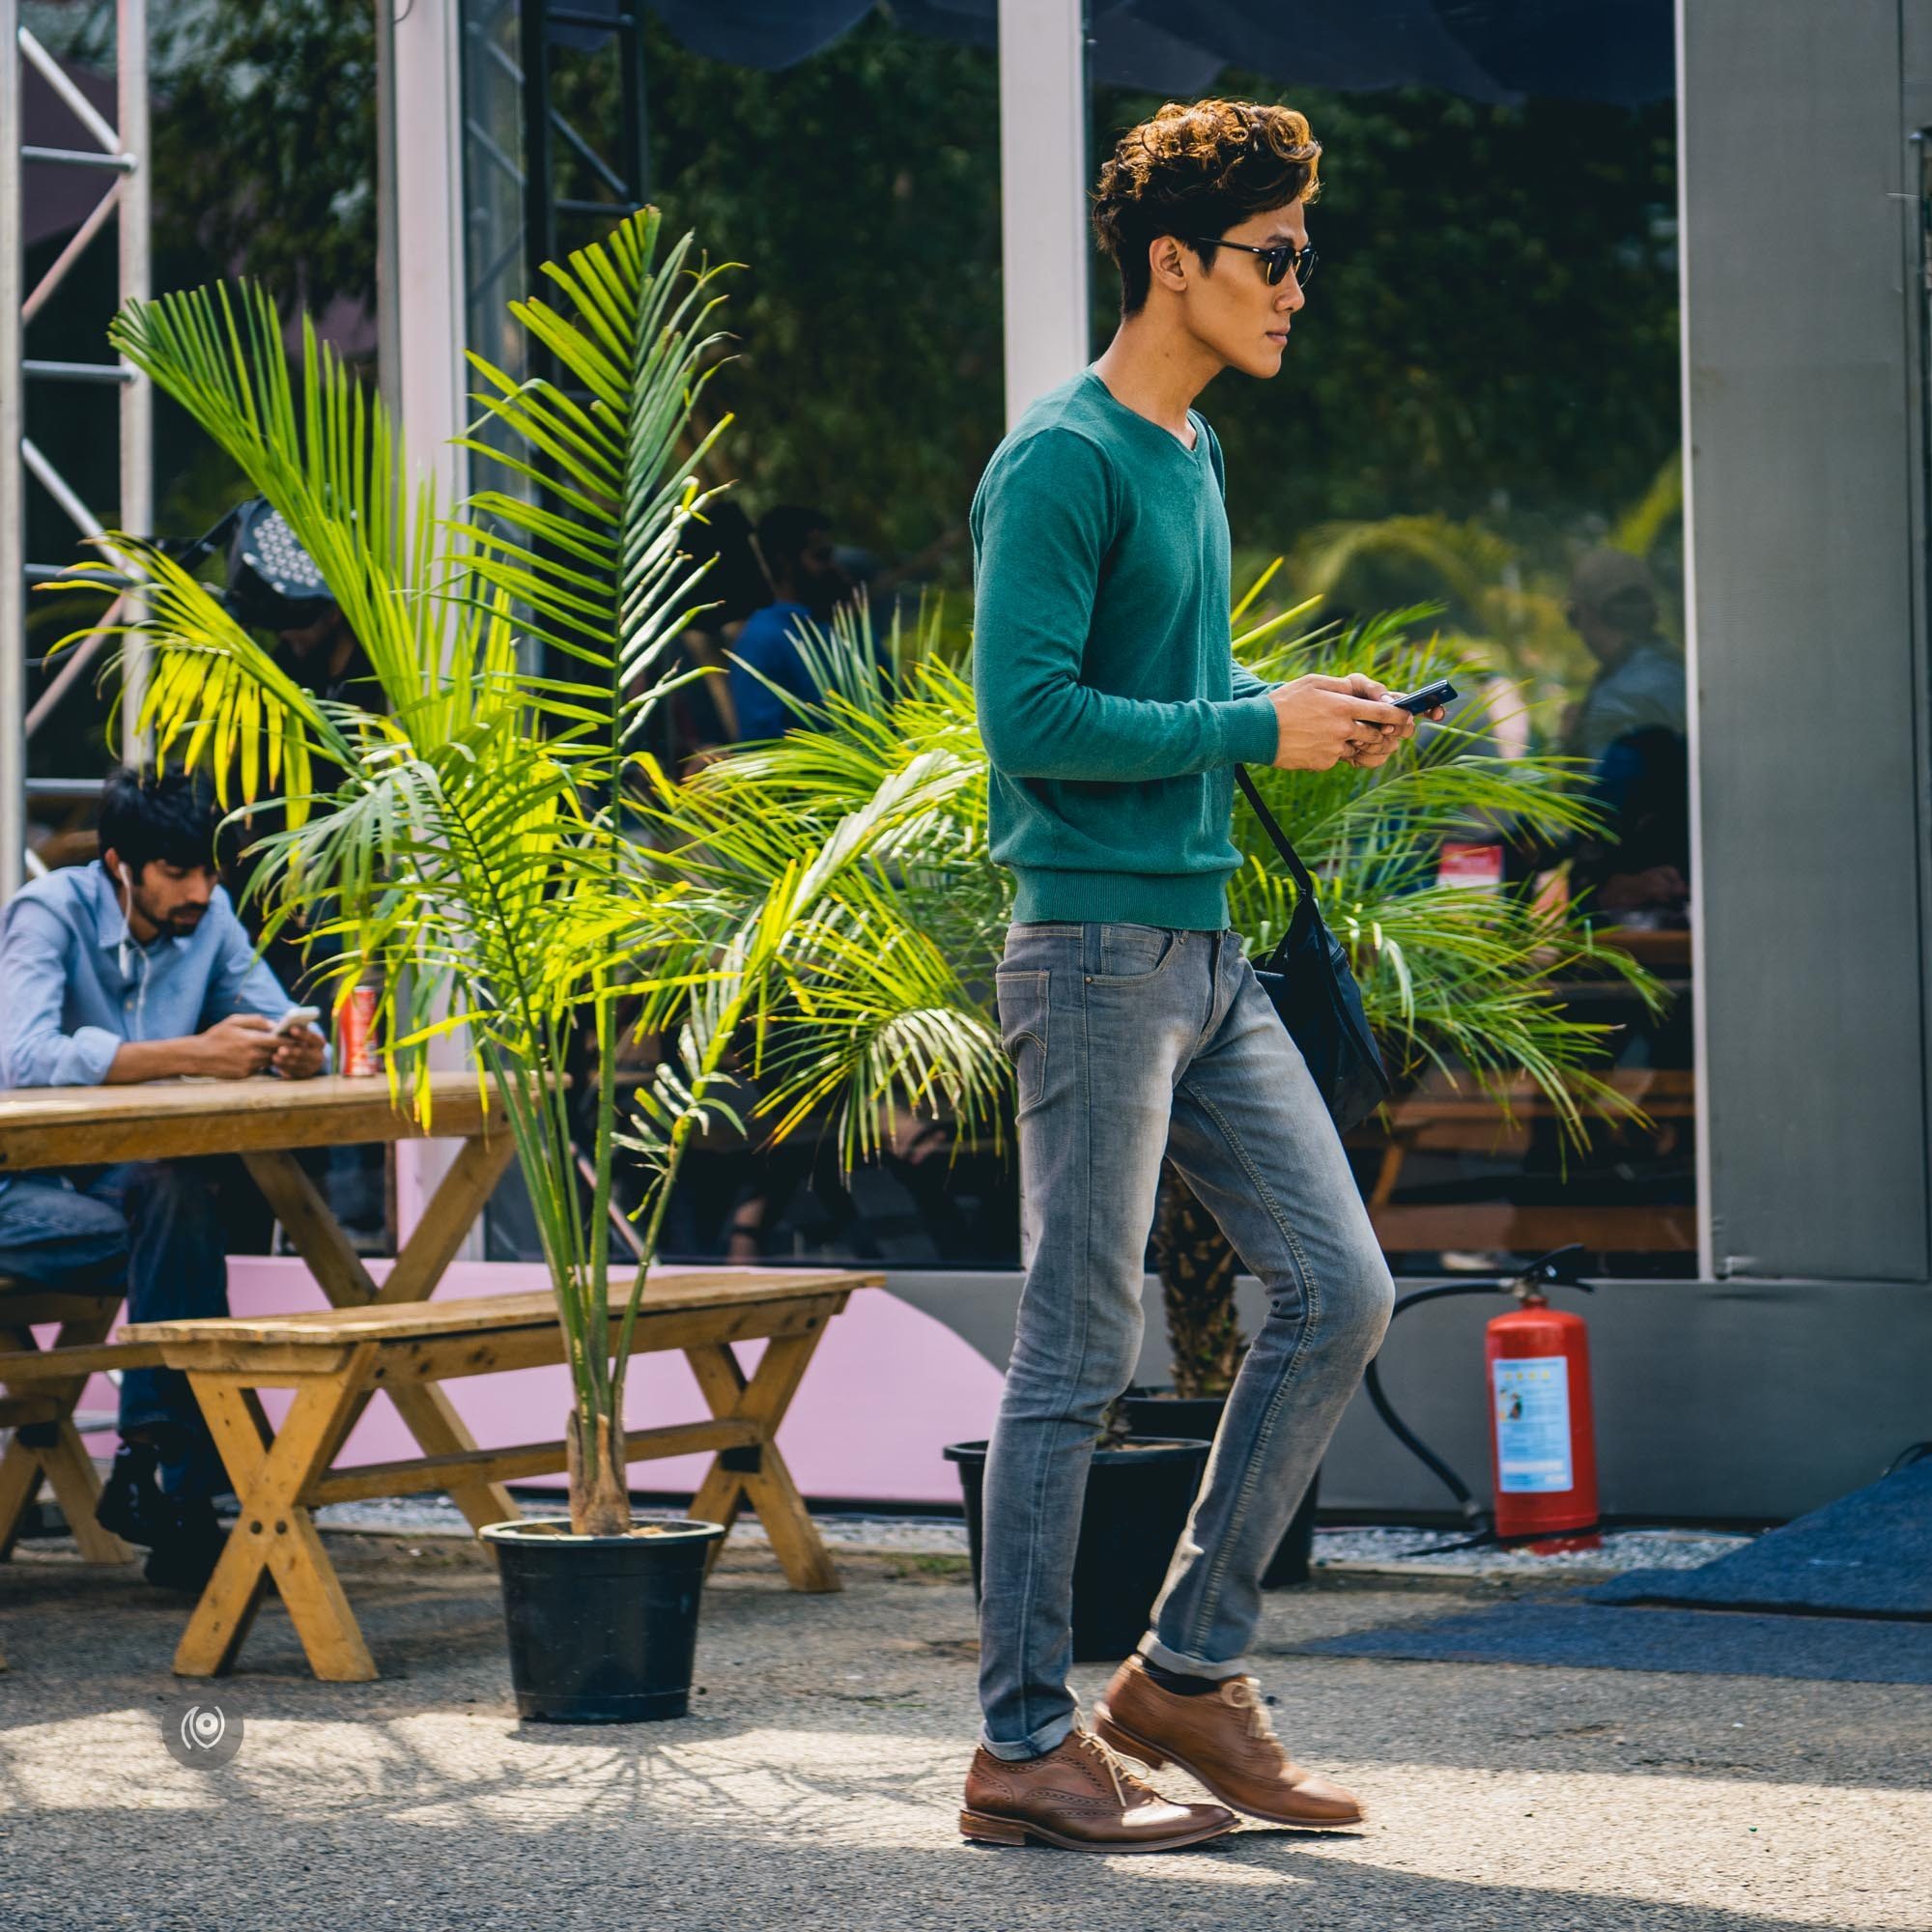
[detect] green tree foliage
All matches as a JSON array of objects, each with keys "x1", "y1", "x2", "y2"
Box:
[
  {"x1": 623, "y1": 12, "x2": 1004, "y2": 571},
  {"x1": 150, "y1": 0, "x2": 378, "y2": 318},
  {"x1": 1091, "y1": 82, "x2": 1681, "y2": 554}
]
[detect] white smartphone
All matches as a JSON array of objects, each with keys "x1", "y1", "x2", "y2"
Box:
[{"x1": 273, "y1": 1006, "x2": 322, "y2": 1037}]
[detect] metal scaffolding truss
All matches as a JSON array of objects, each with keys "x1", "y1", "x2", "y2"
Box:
[
  {"x1": 0, "y1": 0, "x2": 150, "y2": 901},
  {"x1": 461, "y1": 0, "x2": 648, "y2": 386}
]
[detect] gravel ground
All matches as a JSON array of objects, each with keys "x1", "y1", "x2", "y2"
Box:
[
  {"x1": 3, "y1": 1528, "x2": 1928, "y2": 1932},
  {"x1": 307, "y1": 1493, "x2": 1758, "y2": 1577},
  {"x1": 1311, "y1": 1524, "x2": 1756, "y2": 1577}
]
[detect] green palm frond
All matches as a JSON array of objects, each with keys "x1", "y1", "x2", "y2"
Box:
[
  {"x1": 108, "y1": 283, "x2": 453, "y2": 726},
  {"x1": 681, "y1": 582, "x2": 1664, "y2": 1155},
  {"x1": 455, "y1": 213, "x2": 737, "y2": 743}
]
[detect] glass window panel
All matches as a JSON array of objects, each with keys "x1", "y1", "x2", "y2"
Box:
[
  {"x1": 1089, "y1": 7, "x2": 1692, "y2": 1277},
  {"x1": 466, "y1": 3, "x2": 1016, "y2": 1268}
]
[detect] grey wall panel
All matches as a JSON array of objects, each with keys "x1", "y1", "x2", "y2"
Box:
[
  {"x1": 1911, "y1": 5, "x2": 1932, "y2": 129},
  {"x1": 889, "y1": 1271, "x2": 1932, "y2": 1521},
  {"x1": 1684, "y1": 1, "x2": 1929, "y2": 1280}
]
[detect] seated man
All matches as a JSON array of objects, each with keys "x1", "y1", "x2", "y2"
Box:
[{"x1": 0, "y1": 766, "x2": 325, "y2": 1590}]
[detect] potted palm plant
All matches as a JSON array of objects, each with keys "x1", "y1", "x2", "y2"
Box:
[
  {"x1": 65, "y1": 213, "x2": 1005, "y2": 1721},
  {"x1": 682, "y1": 582, "x2": 1656, "y2": 1635}
]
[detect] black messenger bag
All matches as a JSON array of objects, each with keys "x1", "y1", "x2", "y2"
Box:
[{"x1": 1235, "y1": 765, "x2": 1393, "y2": 1133}]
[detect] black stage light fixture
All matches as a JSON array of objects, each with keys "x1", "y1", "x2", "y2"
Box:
[{"x1": 223, "y1": 497, "x2": 336, "y2": 632}]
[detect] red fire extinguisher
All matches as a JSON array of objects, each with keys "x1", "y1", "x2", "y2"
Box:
[
  {"x1": 1486, "y1": 1285, "x2": 1599, "y2": 1540},
  {"x1": 1364, "y1": 1246, "x2": 1601, "y2": 1549}
]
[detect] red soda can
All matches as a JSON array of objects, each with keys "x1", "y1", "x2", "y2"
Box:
[{"x1": 338, "y1": 980, "x2": 380, "y2": 1077}]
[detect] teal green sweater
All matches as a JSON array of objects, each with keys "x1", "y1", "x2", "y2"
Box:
[{"x1": 970, "y1": 369, "x2": 1279, "y2": 930}]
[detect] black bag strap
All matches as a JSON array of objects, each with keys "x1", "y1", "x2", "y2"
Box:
[{"x1": 1235, "y1": 765, "x2": 1320, "y2": 904}]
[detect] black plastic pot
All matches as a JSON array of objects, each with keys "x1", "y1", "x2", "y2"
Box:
[
  {"x1": 944, "y1": 1436, "x2": 1211, "y2": 1662},
  {"x1": 480, "y1": 1517, "x2": 726, "y2": 1723},
  {"x1": 1120, "y1": 1388, "x2": 1321, "y2": 1589}
]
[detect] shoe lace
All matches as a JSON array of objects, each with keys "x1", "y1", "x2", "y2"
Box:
[
  {"x1": 1222, "y1": 1676, "x2": 1283, "y2": 1747},
  {"x1": 1073, "y1": 1726, "x2": 1157, "y2": 1804}
]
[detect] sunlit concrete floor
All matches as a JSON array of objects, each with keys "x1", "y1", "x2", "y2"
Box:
[{"x1": 2, "y1": 1530, "x2": 1927, "y2": 1931}]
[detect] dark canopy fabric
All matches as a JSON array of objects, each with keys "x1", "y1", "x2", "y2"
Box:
[{"x1": 642, "y1": 0, "x2": 1673, "y2": 104}]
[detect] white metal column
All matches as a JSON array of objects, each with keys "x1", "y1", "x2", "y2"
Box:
[
  {"x1": 394, "y1": 0, "x2": 468, "y2": 490},
  {"x1": 996, "y1": 0, "x2": 1090, "y2": 429},
  {"x1": 388, "y1": 0, "x2": 474, "y2": 1246}
]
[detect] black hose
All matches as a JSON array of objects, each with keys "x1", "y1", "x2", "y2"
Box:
[{"x1": 1365, "y1": 1283, "x2": 1503, "y2": 1528}]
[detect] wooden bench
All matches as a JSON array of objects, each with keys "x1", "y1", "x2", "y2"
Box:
[
  {"x1": 123, "y1": 1265, "x2": 882, "y2": 1683},
  {"x1": 0, "y1": 1074, "x2": 514, "y2": 1568},
  {"x1": 0, "y1": 1279, "x2": 165, "y2": 1568},
  {"x1": 1351, "y1": 1067, "x2": 1697, "y2": 1254}
]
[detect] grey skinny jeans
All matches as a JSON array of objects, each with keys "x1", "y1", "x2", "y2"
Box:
[{"x1": 977, "y1": 921, "x2": 1394, "y2": 1758}]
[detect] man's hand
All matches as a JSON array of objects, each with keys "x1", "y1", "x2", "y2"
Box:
[
  {"x1": 271, "y1": 1021, "x2": 327, "y2": 1080},
  {"x1": 189, "y1": 1012, "x2": 281, "y2": 1079},
  {"x1": 1267, "y1": 672, "x2": 1419, "y2": 772}
]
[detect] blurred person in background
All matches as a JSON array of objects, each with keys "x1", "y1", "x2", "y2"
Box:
[
  {"x1": 1563, "y1": 549, "x2": 1690, "y2": 919},
  {"x1": 1565, "y1": 547, "x2": 1687, "y2": 760},
  {"x1": 727, "y1": 503, "x2": 856, "y2": 741},
  {"x1": 659, "y1": 500, "x2": 769, "y2": 767}
]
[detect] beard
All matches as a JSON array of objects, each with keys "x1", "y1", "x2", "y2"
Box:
[{"x1": 147, "y1": 899, "x2": 208, "y2": 938}]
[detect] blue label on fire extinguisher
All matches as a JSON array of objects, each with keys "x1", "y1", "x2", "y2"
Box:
[{"x1": 1492, "y1": 1356, "x2": 1574, "y2": 1492}]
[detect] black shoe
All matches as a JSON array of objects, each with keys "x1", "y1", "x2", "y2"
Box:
[
  {"x1": 95, "y1": 1442, "x2": 164, "y2": 1548},
  {"x1": 143, "y1": 1496, "x2": 228, "y2": 1594}
]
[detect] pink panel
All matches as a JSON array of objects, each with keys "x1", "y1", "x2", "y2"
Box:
[{"x1": 45, "y1": 1258, "x2": 1001, "y2": 1509}]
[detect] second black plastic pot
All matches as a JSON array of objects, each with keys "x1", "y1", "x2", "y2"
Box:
[
  {"x1": 479, "y1": 1517, "x2": 726, "y2": 1723},
  {"x1": 1119, "y1": 1388, "x2": 1321, "y2": 1588},
  {"x1": 944, "y1": 1436, "x2": 1212, "y2": 1662}
]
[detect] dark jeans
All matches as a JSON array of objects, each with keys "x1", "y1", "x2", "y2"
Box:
[{"x1": 0, "y1": 1160, "x2": 235, "y2": 1498}]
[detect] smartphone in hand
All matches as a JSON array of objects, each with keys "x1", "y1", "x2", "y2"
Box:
[{"x1": 1391, "y1": 677, "x2": 1458, "y2": 715}]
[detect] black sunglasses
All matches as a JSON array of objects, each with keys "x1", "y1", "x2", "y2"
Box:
[{"x1": 1184, "y1": 236, "x2": 1318, "y2": 288}]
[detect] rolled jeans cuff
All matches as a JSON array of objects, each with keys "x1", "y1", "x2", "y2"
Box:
[
  {"x1": 979, "y1": 1711, "x2": 1076, "y2": 1761},
  {"x1": 1138, "y1": 1633, "x2": 1250, "y2": 1683}
]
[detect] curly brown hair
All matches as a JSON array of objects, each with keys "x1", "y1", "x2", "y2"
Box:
[{"x1": 1092, "y1": 99, "x2": 1321, "y2": 317}]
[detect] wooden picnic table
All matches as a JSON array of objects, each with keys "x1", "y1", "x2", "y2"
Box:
[
  {"x1": 0, "y1": 1073, "x2": 516, "y2": 1565},
  {"x1": 124, "y1": 1265, "x2": 882, "y2": 1682}
]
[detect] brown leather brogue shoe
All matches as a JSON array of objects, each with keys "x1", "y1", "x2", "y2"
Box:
[
  {"x1": 959, "y1": 1726, "x2": 1238, "y2": 1853},
  {"x1": 1094, "y1": 1655, "x2": 1367, "y2": 1829}
]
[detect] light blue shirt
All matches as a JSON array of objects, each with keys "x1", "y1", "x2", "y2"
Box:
[
  {"x1": 0, "y1": 860, "x2": 303, "y2": 1092},
  {"x1": 726, "y1": 600, "x2": 817, "y2": 742}
]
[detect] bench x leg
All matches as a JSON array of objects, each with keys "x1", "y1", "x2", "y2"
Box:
[
  {"x1": 0, "y1": 1312, "x2": 132, "y2": 1564},
  {"x1": 175, "y1": 1349, "x2": 380, "y2": 1682},
  {"x1": 685, "y1": 1325, "x2": 841, "y2": 1594},
  {"x1": 242, "y1": 1143, "x2": 518, "y2": 1534},
  {"x1": 0, "y1": 1434, "x2": 46, "y2": 1561}
]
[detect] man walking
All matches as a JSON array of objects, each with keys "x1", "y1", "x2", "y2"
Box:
[{"x1": 960, "y1": 99, "x2": 1438, "y2": 1852}]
